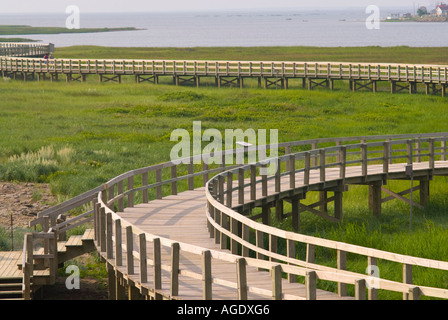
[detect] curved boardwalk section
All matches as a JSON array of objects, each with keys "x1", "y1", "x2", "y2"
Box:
[
  {"x1": 8, "y1": 132, "x2": 448, "y2": 300},
  {"x1": 34, "y1": 133, "x2": 448, "y2": 301}
]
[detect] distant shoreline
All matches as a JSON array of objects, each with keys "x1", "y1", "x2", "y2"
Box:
[
  {"x1": 383, "y1": 17, "x2": 448, "y2": 23},
  {"x1": 0, "y1": 25, "x2": 143, "y2": 36}
]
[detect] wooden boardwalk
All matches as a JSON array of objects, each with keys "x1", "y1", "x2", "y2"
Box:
[
  {"x1": 115, "y1": 188, "x2": 351, "y2": 300},
  {"x1": 0, "y1": 42, "x2": 447, "y2": 96},
  {"x1": 0, "y1": 252, "x2": 22, "y2": 279},
  {"x1": 4, "y1": 129, "x2": 448, "y2": 300}
]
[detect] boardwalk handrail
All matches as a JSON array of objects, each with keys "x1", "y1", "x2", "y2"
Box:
[
  {"x1": 21, "y1": 232, "x2": 57, "y2": 300},
  {"x1": 2, "y1": 56, "x2": 448, "y2": 84},
  {"x1": 32, "y1": 132, "x2": 448, "y2": 232},
  {"x1": 205, "y1": 135, "x2": 448, "y2": 299}
]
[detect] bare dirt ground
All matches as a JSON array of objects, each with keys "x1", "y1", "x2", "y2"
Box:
[
  {"x1": 0, "y1": 182, "x2": 109, "y2": 300},
  {"x1": 0, "y1": 182, "x2": 57, "y2": 229}
]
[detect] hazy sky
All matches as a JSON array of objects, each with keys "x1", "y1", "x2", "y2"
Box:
[{"x1": 1, "y1": 0, "x2": 435, "y2": 14}]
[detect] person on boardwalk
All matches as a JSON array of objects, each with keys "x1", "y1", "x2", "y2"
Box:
[{"x1": 43, "y1": 54, "x2": 48, "y2": 64}]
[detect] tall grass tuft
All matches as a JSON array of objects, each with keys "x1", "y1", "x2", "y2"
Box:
[{"x1": 0, "y1": 145, "x2": 75, "y2": 182}]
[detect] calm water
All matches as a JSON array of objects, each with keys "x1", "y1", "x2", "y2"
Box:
[{"x1": 0, "y1": 9, "x2": 447, "y2": 47}]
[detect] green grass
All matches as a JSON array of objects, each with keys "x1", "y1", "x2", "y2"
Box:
[
  {"x1": 54, "y1": 45, "x2": 448, "y2": 65},
  {"x1": 2, "y1": 45, "x2": 448, "y2": 299},
  {"x1": 0, "y1": 38, "x2": 38, "y2": 42}
]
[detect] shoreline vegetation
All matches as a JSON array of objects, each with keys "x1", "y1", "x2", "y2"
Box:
[
  {"x1": 54, "y1": 45, "x2": 448, "y2": 65},
  {"x1": 384, "y1": 16, "x2": 448, "y2": 22},
  {"x1": 0, "y1": 25, "x2": 143, "y2": 42},
  {"x1": 0, "y1": 25, "x2": 143, "y2": 35}
]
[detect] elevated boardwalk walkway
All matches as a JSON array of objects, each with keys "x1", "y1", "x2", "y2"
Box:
[
  {"x1": 0, "y1": 42, "x2": 446, "y2": 96},
  {"x1": 115, "y1": 188, "x2": 351, "y2": 300}
]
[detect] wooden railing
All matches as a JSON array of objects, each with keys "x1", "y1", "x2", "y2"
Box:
[
  {"x1": 0, "y1": 43, "x2": 53, "y2": 58},
  {"x1": 28, "y1": 132, "x2": 448, "y2": 300},
  {"x1": 21, "y1": 232, "x2": 57, "y2": 300},
  {"x1": 1, "y1": 56, "x2": 447, "y2": 84},
  {"x1": 205, "y1": 135, "x2": 448, "y2": 300}
]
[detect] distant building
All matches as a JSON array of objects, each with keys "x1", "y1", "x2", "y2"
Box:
[
  {"x1": 402, "y1": 13, "x2": 412, "y2": 19},
  {"x1": 386, "y1": 13, "x2": 400, "y2": 19},
  {"x1": 436, "y1": 4, "x2": 448, "y2": 16}
]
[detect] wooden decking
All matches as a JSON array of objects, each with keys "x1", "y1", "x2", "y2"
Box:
[
  {"x1": 115, "y1": 188, "x2": 351, "y2": 300},
  {"x1": 0, "y1": 41, "x2": 447, "y2": 96},
  {"x1": 0, "y1": 252, "x2": 22, "y2": 279}
]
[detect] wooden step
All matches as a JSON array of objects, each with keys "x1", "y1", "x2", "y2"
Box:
[
  {"x1": 0, "y1": 277, "x2": 22, "y2": 284},
  {"x1": 81, "y1": 229, "x2": 94, "y2": 241},
  {"x1": 0, "y1": 283, "x2": 22, "y2": 290},
  {"x1": 58, "y1": 241, "x2": 67, "y2": 253},
  {"x1": 65, "y1": 235, "x2": 83, "y2": 247}
]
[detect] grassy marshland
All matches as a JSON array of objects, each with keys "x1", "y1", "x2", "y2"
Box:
[{"x1": 1, "y1": 45, "x2": 448, "y2": 299}]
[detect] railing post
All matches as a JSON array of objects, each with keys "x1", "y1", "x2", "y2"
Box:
[
  {"x1": 306, "y1": 243, "x2": 315, "y2": 264},
  {"x1": 117, "y1": 180, "x2": 124, "y2": 212},
  {"x1": 304, "y1": 152, "x2": 311, "y2": 185},
  {"x1": 214, "y1": 208, "x2": 221, "y2": 245},
  {"x1": 202, "y1": 250, "x2": 212, "y2": 300},
  {"x1": 242, "y1": 224, "x2": 250, "y2": 257},
  {"x1": 226, "y1": 171, "x2": 233, "y2": 207},
  {"x1": 218, "y1": 175, "x2": 225, "y2": 203},
  {"x1": 361, "y1": 144, "x2": 368, "y2": 178},
  {"x1": 94, "y1": 202, "x2": 100, "y2": 242},
  {"x1": 23, "y1": 233, "x2": 34, "y2": 300},
  {"x1": 171, "y1": 242, "x2": 180, "y2": 297},
  {"x1": 250, "y1": 165, "x2": 257, "y2": 201},
  {"x1": 339, "y1": 146, "x2": 346, "y2": 179},
  {"x1": 275, "y1": 158, "x2": 281, "y2": 193},
  {"x1": 271, "y1": 265, "x2": 282, "y2": 300},
  {"x1": 220, "y1": 212, "x2": 229, "y2": 250},
  {"x1": 203, "y1": 162, "x2": 209, "y2": 187},
  {"x1": 171, "y1": 165, "x2": 178, "y2": 195},
  {"x1": 261, "y1": 164, "x2": 268, "y2": 197},
  {"x1": 383, "y1": 141, "x2": 390, "y2": 174},
  {"x1": 367, "y1": 256, "x2": 378, "y2": 300},
  {"x1": 407, "y1": 139, "x2": 413, "y2": 165},
  {"x1": 408, "y1": 286, "x2": 421, "y2": 300},
  {"x1": 238, "y1": 168, "x2": 244, "y2": 205},
  {"x1": 156, "y1": 168, "x2": 163, "y2": 199},
  {"x1": 100, "y1": 207, "x2": 106, "y2": 253},
  {"x1": 115, "y1": 219, "x2": 122, "y2": 266},
  {"x1": 337, "y1": 250, "x2": 347, "y2": 296},
  {"x1": 429, "y1": 138, "x2": 435, "y2": 170},
  {"x1": 305, "y1": 270, "x2": 317, "y2": 300},
  {"x1": 230, "y1": 217, "x2": 239, "y2": 255},
  {"x1": 153, "y1": 238, "x2": 162, "y2": 299},
  {"x1": 319, "y1": 149, "x2": 326, "y2": 182},
  {"x1": 188, "y1": 162, "x2": 194, "y2": 190},
  {"x1": 236, "y1": 258, "x2": 248, "y2": 300},
  {"x1": 126, "y1": 226, "x2": 134, "y2": 275},
  {"x1": 289, "y1": 154, "x2": 296, "y2": 189},
  {"x1": 142, "y1": 172, "x2": 149, "y2": 203},
  {"x1": 403, "y1": 264, "x2": 413, "y2": 300},
  {"x1": 106, "y1": 212, "x2": 113, "y2": 259},
  {"x1": 127, "y1": 176, "x2": 134, "y2": 208},
  {"x1": 355, "y1": 279, "x2": 367, "y2": 300},
  {"x1": 139, "y1": 233, "x2": 147, "y2": 284}
]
